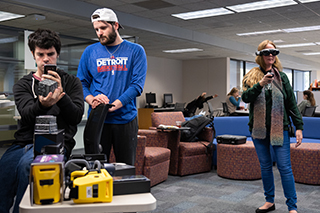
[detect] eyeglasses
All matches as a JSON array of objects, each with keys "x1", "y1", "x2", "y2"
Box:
[{"x1": 255, "y1": 49, "x2": 280, "y2": 56}]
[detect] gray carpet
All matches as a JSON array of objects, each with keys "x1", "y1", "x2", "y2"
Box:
[
  {"x1": 141, "y1": 167, "x2": 320, "y2": 213},
  {"x1": 1, "y1": 147, "x2": 318, "y2": 213}
]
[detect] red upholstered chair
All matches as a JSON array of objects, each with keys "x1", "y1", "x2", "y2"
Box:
[
  {"x1": 109, "y1": 135, "x2": 146, "y2": 176},
  {"x1": 110, "y1": 133, "x2": 170, "y2": 187},
  {"x1": 138, "y1": 129, "x2": 171, "y2": 187},
  {"x1": 147, "y1": 111, "x2": 214, "y2": 176}
]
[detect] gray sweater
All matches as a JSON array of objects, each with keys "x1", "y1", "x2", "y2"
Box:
[{"x1": 297, "y1": 100, "x2": 311, "y2": 115}]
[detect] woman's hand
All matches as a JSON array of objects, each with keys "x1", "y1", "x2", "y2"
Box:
[
  {"x1": 295, "y1": 129, "x2": 303, "y2": 148},
  {"x1": 259, "y1": 73, "x2": 274, "y2": 87}
]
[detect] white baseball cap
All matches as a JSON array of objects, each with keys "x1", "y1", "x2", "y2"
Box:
[{"x1": 91, "y1": 8, "x2": 124, "y2": 29}]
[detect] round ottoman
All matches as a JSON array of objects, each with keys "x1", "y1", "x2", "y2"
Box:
[
  {"x1": 290, "y1": 143, "x2": 320, "y2": 185},
  {"x1": 217, "y1": 141, "x2": 261, "y2": 180}
]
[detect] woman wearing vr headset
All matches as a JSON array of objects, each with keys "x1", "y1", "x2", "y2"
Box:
[{"x1": 241, "y1": 40, "x2": 303, "y2": 213}]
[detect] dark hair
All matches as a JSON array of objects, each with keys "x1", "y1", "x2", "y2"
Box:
[
  {"x1": 28, "y1": 28, "x2": 61, "y2": 55},
  {"x1": 303, "y1": 90, "x2": 316, "y2": 106}
]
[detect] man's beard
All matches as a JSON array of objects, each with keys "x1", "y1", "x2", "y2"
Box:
[{"x1": 99, "y1": 27, "x2": 117, "y2": 45}]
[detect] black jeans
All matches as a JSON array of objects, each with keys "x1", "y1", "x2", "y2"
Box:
[{"x1": 100, "y1": 117, "x2": 138, "y2": 166}]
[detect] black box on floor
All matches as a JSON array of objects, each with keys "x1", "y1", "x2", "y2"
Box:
[
  {"x1": 113, "y1": 175, "x2": 150, "y2": 195},
  {"x1": 113, "y1": 163, "x2": 135, "y2": 176},
  {"x1": 34, "y1": 129, "x2": 64, "y2": 157}
]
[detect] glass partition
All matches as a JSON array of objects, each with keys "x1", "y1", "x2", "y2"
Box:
[{"x1": 0, "y1": 26, "x2": 93, "y2": 143}]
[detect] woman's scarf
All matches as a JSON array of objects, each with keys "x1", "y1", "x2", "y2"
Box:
[{"x1": 252, "y1": 67, "x2": 284, "y2": 146}]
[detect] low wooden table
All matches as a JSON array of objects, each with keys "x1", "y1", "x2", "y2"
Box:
[{"x1": 20, "y1": 185, "x2": 157, "y2": 213}]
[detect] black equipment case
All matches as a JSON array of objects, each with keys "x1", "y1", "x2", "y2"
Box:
[{"x1": 216, "y1": 135, "x2": 247, "y2": 145}]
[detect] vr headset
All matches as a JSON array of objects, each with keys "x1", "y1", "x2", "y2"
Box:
[{"x1": 255, "y1": 48, "x2": 280, "y2": 56}]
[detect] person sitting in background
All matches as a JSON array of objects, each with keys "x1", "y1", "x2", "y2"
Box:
[
  {"x1": 226, "y1": 87, "x2": 241, "y2": 115},
  {"x1": 297, "y1": 90, "x2": 316, "y2": 115},
  {"x1": 183, "y1": 92, "x2": 218, "y2": 117}
]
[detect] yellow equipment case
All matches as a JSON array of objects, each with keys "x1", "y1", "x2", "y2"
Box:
[
  {"x1": 32, "y1": 164, "x2": 61, "y2": 204},
  {"x1": 69, "y1": 168, "x2": 113, "y2": 203}
]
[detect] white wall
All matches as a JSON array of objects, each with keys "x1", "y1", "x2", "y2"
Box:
[
  {"x1": 137, "y1": 56, "x2": 183, "y2": 108},
  {"x1": 182, "y1": 57, "x2": 229, "y2": 112}
]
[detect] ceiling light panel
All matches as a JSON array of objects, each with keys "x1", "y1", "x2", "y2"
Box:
[
  {"x1": 0, "y1": 11, "x2": 25, "y2": 22},
  {"x1": 283, "y1": 25, "x2": 320, "y2": 33},
  {"x1": 277, "y1": 43, "x2": 316, "y2": 48},
  {"x1": 226, "y1": 0, "x2": 297, "y2": 13},
  {"x1": 298, "y1": 0, "x2": 320, "y2": 3},
  {"x1": 237, "y1": 24, "x2": 320, "y2": 37},
  {"x1": 163, "y1": 48, "x2": 203, "y2": 53},
  {"x1": 237, "y1": 29, "x2": 283, "y2": 36},
  {"x1": 172, "y1": 8, "x2": 234, "y2": 20},
  {"x1": 303, "y1": 52, "x2": 320, "y2": 55}
]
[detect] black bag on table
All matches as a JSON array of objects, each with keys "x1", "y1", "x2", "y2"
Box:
[{"x1": 216, "y1": 135, "x2": 247, "y2": 145}]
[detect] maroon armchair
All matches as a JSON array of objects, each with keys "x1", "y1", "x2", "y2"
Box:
[
  {"x1": 143, "y1": 111, "x2": 214, "y2": 176},
  {"x1": 110, "y1": 133, "x2": 170, "y2": 187},
  {"x1": 138, "y1": 129, "x2": 171, "y2": 186}
]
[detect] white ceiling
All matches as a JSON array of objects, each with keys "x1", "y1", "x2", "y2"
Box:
[{"x1": 1, "y1": 0, "x2": 320, "y2": 70}]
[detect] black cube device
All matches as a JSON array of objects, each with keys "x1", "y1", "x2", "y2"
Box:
[{"x1": 38, "y1": 79, "x2": 58, "y2": 97}]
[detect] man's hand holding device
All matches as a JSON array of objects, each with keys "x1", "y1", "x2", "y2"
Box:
[
  {"x1": 39, "y1": 64, "x2": 65, "y2": 107},
  {"x1": 44, "y1": 64, "x2": 56, "y2": 75}
]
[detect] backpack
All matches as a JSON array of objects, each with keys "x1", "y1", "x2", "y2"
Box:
[{"x1": 180, "y1": 115, "x2": 214, "y2": 142}]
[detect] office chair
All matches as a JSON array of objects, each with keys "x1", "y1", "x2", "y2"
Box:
[
  {"x1": 83, "y1": 103, "x2": 112, "y2": 154},
  {"x1": 205, "y1": 101, "x2": 224, "y2": 117},
  {"x1": 222, "y1": 102, "x2": 230, "y2": 116},
  {"x1": 174, "y1": 102, "x2": 185, "y2": 111},
  {"x1": 303, "y1": 105, "x2": 317, "y2": 117}
]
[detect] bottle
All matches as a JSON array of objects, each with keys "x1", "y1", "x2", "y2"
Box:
[{"x1": 315, "y1": 79, "x2": 318, "y2": 88}]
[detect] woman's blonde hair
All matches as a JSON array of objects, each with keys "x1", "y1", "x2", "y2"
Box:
[
  {"x1": 242, "y1": 40, "x2": 283, "y2": 90},
  {"x1": 227, "y1": 87, "x2": 238, "y2": 96}
]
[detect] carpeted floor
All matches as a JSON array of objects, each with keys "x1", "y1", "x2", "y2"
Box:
[
  {"x1": 141, "y1": 167, "x2": 320, "y2": 213},
  {"x1": 1, "y1": 147, "x2": 318, "y2": 213}
]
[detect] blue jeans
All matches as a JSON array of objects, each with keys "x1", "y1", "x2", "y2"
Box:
[
  {"x1": 252, "y1": 131, "x2": 297, "y2": 211},
  {"x1": 0, "y1": 144, "x2": 34, "y2": 213}
]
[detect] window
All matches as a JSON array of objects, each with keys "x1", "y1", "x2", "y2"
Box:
[
  {"x1": 229, "y1": 60, "x2": 242, "y2": 90},
  {"x1": 0, "y1": 26, "x2": 94, "y2": 142},
  {"x1": 245, "y1": 61, "x2": 256, "y2": 75},
  {"x1": 294, "y1": 70, "x2": 310, "y2": 91},
  {"x1": 230, "y1": 59, "x2": 311, "y2": 93},
  {"x1": 283, "y1": 68, "x2": 292, "y2": 85}
]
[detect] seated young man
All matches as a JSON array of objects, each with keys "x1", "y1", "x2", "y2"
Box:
[
  {"x1": 183, "y1": 92, "x2": 218, "y2": 117},
  {"x1": 0, "y1": 28, "x2": 84, "y2": 213}
]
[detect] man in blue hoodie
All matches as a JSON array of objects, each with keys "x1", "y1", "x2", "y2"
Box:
[{"x1": 77, "y1": 8, "x2": 147, "y2": 165}]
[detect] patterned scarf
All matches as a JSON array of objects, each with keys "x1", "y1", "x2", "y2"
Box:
[{"x1": 252, "y1": 67, "x2": 284, "y2": 146}]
